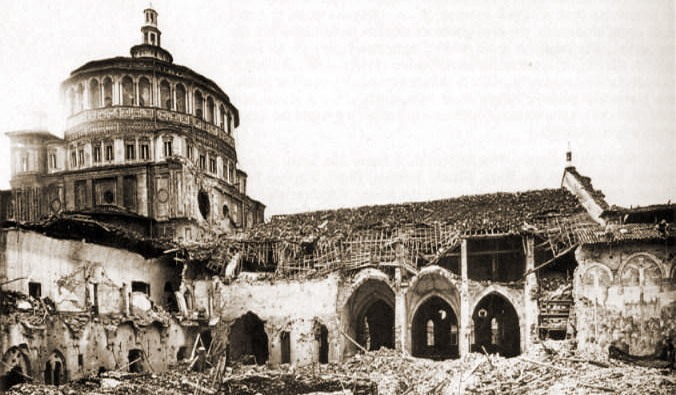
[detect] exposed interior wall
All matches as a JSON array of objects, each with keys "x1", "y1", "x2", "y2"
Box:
[
  {"x1": 575, "y1": 242, "x2": 676, "y2": 356},
  {"x1": 0, "y1": 229, "x2": 178, "y2": 313},
  {"x1": 201, "y1": 273, "x2": 341, "y2": 366}
]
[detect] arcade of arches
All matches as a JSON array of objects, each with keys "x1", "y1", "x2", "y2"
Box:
[{"x1": 343, "y1": 272, "x2": 522, "y2": 361}]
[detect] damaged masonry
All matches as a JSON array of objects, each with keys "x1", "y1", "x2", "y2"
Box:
[{"x1": 1, "y1": 5, "x2": 675, "y2": 395}]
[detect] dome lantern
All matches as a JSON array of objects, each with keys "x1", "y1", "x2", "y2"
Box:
[{"x1": 130, "y1": 6, "x2": 173, "y2": 62}]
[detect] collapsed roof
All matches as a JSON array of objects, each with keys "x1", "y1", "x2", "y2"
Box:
[{"x1": 249, "y1": 188, "x2": 586, "y2": 242}]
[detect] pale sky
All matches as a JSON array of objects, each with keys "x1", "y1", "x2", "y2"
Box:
[{"x1": 0, "y1": 0, "x2": 674, "y2": 216}]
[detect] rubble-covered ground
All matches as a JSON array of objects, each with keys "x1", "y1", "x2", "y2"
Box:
[{"x1": 6, "y1": 341, "x2": 675, "y2": 395}]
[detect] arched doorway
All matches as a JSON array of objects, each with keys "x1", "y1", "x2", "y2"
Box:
[
  {"x1": 127, "y1": 349, "x2": 145, "y2": 373},
  {"x1": 318, "y1": 325, "x2": 329, "y2": 364},
  {"x1": 342, "y1": 278, "x2": 395, "y2": 356},
  {"x1": 411, "y1": 296, "x2": 459, "y2": 359},
  {"x1": 0, "y1": 347, "x2": 31, "y2": 391},
  {"x1": 44, "y1": 351, "x2": 66, "y2": 385},
  {"x1": 472, "y1": 293, "x2": 520, "y2": 357},
  {"x1": 228, "y1": 312, "x2": 269, "y2": 365}
]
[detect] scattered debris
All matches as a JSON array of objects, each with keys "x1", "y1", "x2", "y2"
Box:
[{"x1": 6, "y1": 341, "x2": 675, "y2": 395}]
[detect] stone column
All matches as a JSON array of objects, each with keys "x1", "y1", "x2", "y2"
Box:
[
  {"x1": 394, "y1": 241, "x2": 407, "y2": 352},
  {"x1": 134, "y1": 81, "x2": 140, "y2": 107},
  {"x1": 523, "y1": 235, "x2": 538, "y2": 352},
  {"x1": 459, "y1": 238, "x2": 471, "y2": 356}
]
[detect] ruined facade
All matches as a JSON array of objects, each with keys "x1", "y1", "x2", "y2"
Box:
[{"x1": 1, "y1": 6, "x2": 674, "y2": 392}]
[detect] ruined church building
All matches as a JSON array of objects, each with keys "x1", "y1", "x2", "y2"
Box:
[{"x1": 0, "y1": 6, "x2": 673, "y2": 389}]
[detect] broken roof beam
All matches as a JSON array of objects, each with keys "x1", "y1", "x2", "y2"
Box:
[{"x1": 522, "y1": 243, "x2": 578, "y2": 278}]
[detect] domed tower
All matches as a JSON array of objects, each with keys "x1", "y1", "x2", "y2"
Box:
[{"x1": 6, "y1": 6, "x2": 265, "y2": 241}]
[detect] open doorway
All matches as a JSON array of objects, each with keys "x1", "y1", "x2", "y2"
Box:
[
  {"x1": 411, "y1": 296, "x2": 459, "y2": 360},
  {"x1": 472, "y1": 293, "x2": 520, "y2": 357},
  {"x1": 43, "y1": 351, "x2": 66, "y2": 385},
  {"x1": 127, "y1": 349, "x2": 145, "y2": 373},
  {"x1": 228, "y1": 312, "x2": 269, "y2": 365}
]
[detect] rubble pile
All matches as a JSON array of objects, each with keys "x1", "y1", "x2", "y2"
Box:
[{"x1": 6, "y1": 342, "x2": 674, "y2": 394}]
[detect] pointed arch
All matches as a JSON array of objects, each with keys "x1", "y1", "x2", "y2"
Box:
[
  {"x1": 618, "y1": 252, "x2": 664, "y2": 286},
  {"x1": 471, "y1": 291, "x2": 520, "y2": 357},
  {"x1": 410, "y1": 293, "x2": 459, "y2": 359},
  {"x1": 1, "y1": 346, "x2": 31, "y2": 390},
  {"x1": 43, "y1": 350, "x2": 67, "y2": 385},
  {"x1": 341, "y1": 275, "x2": 395, "y2": 356}
]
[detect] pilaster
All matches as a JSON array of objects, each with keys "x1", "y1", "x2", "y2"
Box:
[
  {"x1": 459, "y1": 238, "x2": 470, "y2": 356},
  {"x1": 523, "y1": 235, "x2": 538, "y2": 352}
]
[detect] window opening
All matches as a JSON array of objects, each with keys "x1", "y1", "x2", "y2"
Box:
[
  {"x1": 104, "y1": 144, "x2": 114, "y2": 161},
  {"x1": 28, "y1": 282, "x2": 41, "y2": 299},
  {"x1": 163, "y1": 140, "x2": 173, "y2": 158},
  {"x1": 280, "y1": 331, "x2": 291, "y2": 364},
  {"x1": 426, "y1": 320, "x2": 435, "y2": 346},
  {"x1": 125, "y1": 143, "x2": 135, "y2": 160}
]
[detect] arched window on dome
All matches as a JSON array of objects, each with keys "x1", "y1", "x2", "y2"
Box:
[
  {"x1": 219, "y1": 104, "x2": 226, "y2": 129},
  {"x1": 207, "y1": 96, "x2": 215, "y2": 124},
  {"x1": 121, "y1": 76, "x2": 134, "y2": 106},
  {"x1": 139, "y1": 77, "x2": 151, "y2": 107},
  {"x1": 176, "y1": 84, "x2": 186, "y2": 112},
  {"x1": 194, "y1": 90, "x2": 204, "y2": 119},
  {"x1": 160, "y1": 80, "x2": 171, "y2": 110},
  {"x1": 75, "y1": 83, "x2": 84, "y2": 112},
  {"x1": 103, "y1": 77, "x2": 113, "y2": 107},
  {"x1": 89, "y1": 79, "x2": 101, "y2": 108}
]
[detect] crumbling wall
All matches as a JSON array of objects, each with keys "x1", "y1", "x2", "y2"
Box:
[
  {"x1": 0, "y1": 229, "x2": 177, "y2": 313},
  {"x1": 0, "y1": 315, "x2": 186, "y2": 385},
  {"x1": 574, "y1": 242, "x2": 676, "y2": 357},
  {"x1": 197, "y1": 273, "x2": 341, "y2": 366}
]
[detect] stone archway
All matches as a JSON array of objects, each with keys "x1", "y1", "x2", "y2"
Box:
[
  {"x1": 228, "y1": 312, "x2": 269, "y2": 365},
  {"x1": 472, "y1": 292, "x2": 520, "y2": 357},
  {"x1": 411, "y1": 295, "x2": 459, "y2": 360},
  {"x1": 342, "y1": 278, "x2": 395, "y2": 356},
  {"x1": 0, "y1": 346, "x2": 31, "y2": 391},
  {"x1": 44, "y1": 350, "x2": 67, "y2": 386}
]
